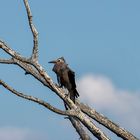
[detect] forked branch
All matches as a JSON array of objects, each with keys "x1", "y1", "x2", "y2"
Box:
[
  {"x1": 0, "y1": 40, "x2": 30, "y2": 63},
  {"x1": 0, "y1": 78, "x2": 109, "y2": 140},
  {"x1": 78, "y1": 102, "x2": 139, "y2": 140},
  {"x1": 0, "y1": 0, "x2": 139, "y2": 140},
  {"x1": 69, "y1": 117, "x2": 92, "y2": 140},
  {"x1": 0, "y1": 79, "x2": 73, "y2": 116},
  {"x1": 0, "y1": 58, "x2": 15, "y2": 64},
  {"x1": 23, "y1": 0, "x2": 38, "y2": 61}
]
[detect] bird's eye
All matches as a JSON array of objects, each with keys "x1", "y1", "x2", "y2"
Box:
[{"x1": 57, "y1": 59, "x2": 61, "y2": 62}]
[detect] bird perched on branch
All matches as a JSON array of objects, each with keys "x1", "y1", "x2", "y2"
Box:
[{"x1": 49, "y1": 57, "x2": 79, "y2": 103}]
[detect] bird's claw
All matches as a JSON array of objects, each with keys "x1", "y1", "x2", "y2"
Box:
[
  {"x1": 55, "y1": 84, "x2": 62, "y2": 88},
  {"x1": 55, "y1": 83, "x2": 59, "y2": 87}
]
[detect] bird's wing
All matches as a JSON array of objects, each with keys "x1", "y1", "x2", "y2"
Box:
[
  {"x1": 68, "y1": 67, "x2": 79, "y2": 98},
  {"x1": 57, "y1": 75, "x2": 61, "y2": 87},
  {"x1": 68, "y1": 68, "x2": 76, "y2": 89}
]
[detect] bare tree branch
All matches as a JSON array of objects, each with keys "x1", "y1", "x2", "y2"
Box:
[
  {"x1": 0, "y1": 57, "x2": 48, "y2": 87},
  {"x1": 0, "y1": 40, "x2": 30, "y2": 63},
  {"x1": 0, "y1": 78, "x2": 110, "y2": 140},
  {"x1": 78, "y1": 102, "x2": 139, "y2": 140},
  {"x1": 0, "y1": 40, "x2": 50, "y2": 89},
  {"x1": 0, "y1": 40, "x2": 52, "y2": 88},
  {"x1": 0, "y1": 79, "x2": 73, "y2": 116},
  {"x1": 0, "y1": 40, "x2": 110, "y2": 140},
  {"x1": 0, "y1": 41, "x2": 80, "y2": 107},
  {"x1": 0, "y1": 41, "x2": 111, "y2": 140},
  {"x1": 23, "y1": 0, "x2": 38, "y2": 61},
  {"x1": 29, "y1": 64, "x2": 111, "y2": 139},
  {"x1": 0, "y1": 58, "x2": 15, "y2": 64},
  {"x1": 15, "y1": 60, "x2": 47, "y2": 85},
  {"x1": 0, "y1": 1, "x2": 138, "y2": 140},
  {"x1": 0, "y1": 57, "x2": 110, "y2": 140},
  {"x1": 0, "y1": 58, "x2": 100, "y2": 140},
  {"x1": 0, "y1": 50, "x2": 111, "y2": 140},
  {"x1": 64, "y1": 103, "x2": 92, "y2": 140},
  {"x1": 30, "y1": 64, "x2": 111, "y2": 140},
  {"x1": 3, "y1": 60, "x2": 111, "y2": 140},
  {"x1": 69, "y1": 117, "x2": 92, "y2": 140},
  {"x1": 77, "y1": 111, "x2": 111, "y2": 140}
]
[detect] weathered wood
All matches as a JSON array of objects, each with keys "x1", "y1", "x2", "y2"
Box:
[
  {"x1": 0, "y1": 0, "x2": 139, "y2": 140},
  {"x1": 78, "y1": 102, "x2": 139, "y2": 140}
]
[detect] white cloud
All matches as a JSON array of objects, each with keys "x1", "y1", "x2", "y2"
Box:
[
  {"x1": 77, "y1": 74, "x2": 140, "y2": 137},
  {"x1": 0, "y1": 127, "x2": 47, "y2": 140}
]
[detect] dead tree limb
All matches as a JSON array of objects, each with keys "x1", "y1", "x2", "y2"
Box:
[
  {"x1": 0, "y1": 37, "x2": 110, "y2": 140},
  {"x1": 23, "y1": 0, "x2": 38, "y2": 61},
  {"x1": 69, "y1": 117, "x2": 92, "y2": 140},
  {"x1": 0, "y1": 0, "x2": 139, "y2": 140},
  {"x1": 78, "y1": 102, "x2": 139, "y2": 140},
  {"x1": 0, "y1": 79, "x2": 72, "y2": 116}
]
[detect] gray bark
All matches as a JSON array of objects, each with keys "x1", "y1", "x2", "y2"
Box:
[{"x1": 0, "y1": 1, "x2": 139, "y2": 140}]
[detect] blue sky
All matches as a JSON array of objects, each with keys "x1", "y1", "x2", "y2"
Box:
[{"x1": 0, "y1": 0, "x2": 140, "y2": 139}]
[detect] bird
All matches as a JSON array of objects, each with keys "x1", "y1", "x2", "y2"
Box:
[{"x1": 49, "y1": 57, "x2": 79, "y2": 103}]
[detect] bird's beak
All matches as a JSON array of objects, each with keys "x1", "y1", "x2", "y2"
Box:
[{"x1": 48, "y1": 60, "x2": 57, "y2": 64}]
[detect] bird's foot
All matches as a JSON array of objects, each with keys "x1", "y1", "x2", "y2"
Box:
[
  {"x1": 64, "y1": 92, "x2": 69, "y2": 96},
  {"x1": 55, "y1": 83, "x2": 59, "y2": 87},
  {"x1": 55, "y1": 84, "x2": 62, "y2": 88}
]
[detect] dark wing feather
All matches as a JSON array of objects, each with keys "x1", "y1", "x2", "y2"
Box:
[
  {"x1": 52, "y1": 65, "x2": 62, "y2": 87},
  {"x1": 57, "y1": 75, "x2": 63, "y2": 87},
  {"x1": 68, "y1": 68, "x2": 76, "y2": 89},
  {"x1": 68, "y1": 68, "x2": 79, "y2": 98}
]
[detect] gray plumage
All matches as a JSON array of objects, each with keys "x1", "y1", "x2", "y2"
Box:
[{"x1": 49, "y1": 57, "x2": 79, "y2": 103}]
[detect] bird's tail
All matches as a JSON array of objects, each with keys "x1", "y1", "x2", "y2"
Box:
[{"x1": 70, "y1": 89, "x2": 79, "y2": 103}]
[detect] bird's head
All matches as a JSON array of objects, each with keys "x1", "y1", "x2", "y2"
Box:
[{"x1": 48, "y1": 57, "x2": 66, "y2": 65}]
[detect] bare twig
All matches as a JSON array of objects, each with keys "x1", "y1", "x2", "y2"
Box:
[
  {"x1": 0, "y1": 57, "x2": 48, "y2": 87},
  {"x1": 64, "y1": 103, "x2": 92, "y2": 140},
  {"x1": 0, "y1": 40, "x2": 30, "y2": 63},
  {"x1": 0, "y1": 58, "x2": 15, "y2": 64},
  {"x1": 0, "y1": 40, "x2": 50, "y2": 88},
  {"x1": 23, "y1": 0, "x2": 38, "y2": 61},
  {"x1": 0, "y1": 79, "x2": 73, "y2": 116},
  {"x1": 77, "y1": 112, "x2": 110, "y2": 140},
  {"x1": 69, "y1": 117, "x2": 92, "y2": 140},
  {"x1": 15, "y1": 60, "x2": 47, "y2": 86},
  {"x1": 0, "y1": 40, "x2": 52, "y2": 88},
  {"x1": 78, "y1": 102, "x2": 139, "y2": 140}
]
